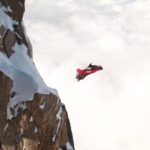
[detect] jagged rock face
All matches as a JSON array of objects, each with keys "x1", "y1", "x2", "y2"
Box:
[
  {"x1": 0, "y1": 1, "x2": 74, "y2": 150},
  {"x1": 0, "y1": 0, "x2": 32, "y2": 58},
  {"x1": 1, "y1": 94, "x2": 74, "y2": 150}
]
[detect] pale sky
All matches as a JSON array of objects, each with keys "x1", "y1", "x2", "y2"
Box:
[{"x1": 24, "y1": 0, "x2": 150, "y2": 149}]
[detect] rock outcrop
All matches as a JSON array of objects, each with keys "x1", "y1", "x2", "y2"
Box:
[{"x1": 0, "y1": 0, "x2": 74, "y2": 150}]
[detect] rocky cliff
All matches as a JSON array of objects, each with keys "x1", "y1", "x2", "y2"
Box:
[{"x1": 0, "y1": 0, "x2": 74, "y2": 150}]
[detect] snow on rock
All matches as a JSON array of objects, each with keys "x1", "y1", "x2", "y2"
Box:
[
  {"x1": 34, "y1": 126, "x2": 38, "y2": 133},
  {"x1": 3, "y1": 123, "x2": 9, "y2": 133},
  {"x1": 0, "y1": 4, "x2": 58, "y2": 120},
  {"x1": 7, "y1": 6, "x2": 12, "y2": 13},
  {"x1": 0, "y1": 4, "x2": 15, "y2": 31},
  {"x1": 52, "y1": 106, "x2": 63, "y2": 142},
  {"x1": 56, "y1": 105, "x2": 63, "y2": 120},
  {"x1": 66, "y1": 142, "x2": 74, "y2": 150},
  {"x1": 0, "y1": 1, "x2": 75, "y2": 150},
  {"x1": 39, "y1": 101, "x2": 46, "y2": 110},
  {"x1": 30, "y1": 116, "x2": 33, "y2": 122},
  {"x1": 11, "y1": 42, "x2": 53, "y2": 94},
  {"x1": 0, "y1": 42, "x2": 58, "y2": 119}
]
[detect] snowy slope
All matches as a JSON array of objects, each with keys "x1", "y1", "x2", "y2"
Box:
[
  {"x1": 0, "y1": 44, "x2": 57, "y2": 120},
  {"x1": 0, "y1": 5, "x2": 58, "y2": 120}
]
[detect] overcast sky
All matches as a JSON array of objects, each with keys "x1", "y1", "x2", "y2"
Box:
[{"x1": 24, "y1": 0, "x2": 150, "y2": 149}]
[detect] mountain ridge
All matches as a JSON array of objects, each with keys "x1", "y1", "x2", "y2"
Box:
[{"x1": 0, "y1": 1, "x2": 74, "y2": 149}]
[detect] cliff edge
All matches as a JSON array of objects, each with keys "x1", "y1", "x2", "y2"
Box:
[{"x1": 0, "y1": 0, "x2": 74, "y2": 149}]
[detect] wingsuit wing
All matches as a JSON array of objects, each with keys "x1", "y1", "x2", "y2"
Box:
[
  {"x1": 76, "y1": 64, "x2": 103, "y2": 81},
  {"x1": 77, "y1": 68, "x2": 83, "y2": 75},
  {"x1": 76, "y1": 68, "x2": 87, "y2": 81}
]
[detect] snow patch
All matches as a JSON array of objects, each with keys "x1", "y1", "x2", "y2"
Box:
[
  {"x1": 66, "y1": 142, "x2": 74, "y2": 150},
  {"x1": 34, "y1": 126, "x2": 38, "y2": 133},
  {"x1": 11, "y1": 43, "x2": 51, "y2": 94},
  {"x1": 30, "y1": 116, "x2": 33, "y2": 122},
  {"x1": 7, "y1": 6, "x2": 12, "y2": 13},
  {"x1": 52, "y1": 134, "x2": 56, "y2": 142},
  {"x1": 3, "y1": 123, "x2": 9, "y2": 133},
  {"x1": 52, "y1": 106, "x2": 63, "y2": 142},
  {"x1": 0, "y1": 5, "x2": 16, "y2": 31},
  {"x1": 56, "y1": 106, "x2": 63, "y2": 120},
  {"x1": 39, "y1": 101, "x2": 46, "y2": 110}
]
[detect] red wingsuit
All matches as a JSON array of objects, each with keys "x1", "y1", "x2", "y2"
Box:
[{"x1": 76, "y1": 63, "x2": 103, "y2": 81}]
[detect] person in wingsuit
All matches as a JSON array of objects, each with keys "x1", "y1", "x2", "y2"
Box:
[{"x1": 76, "y1": 63, "x2": 103, "y2": 81}]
